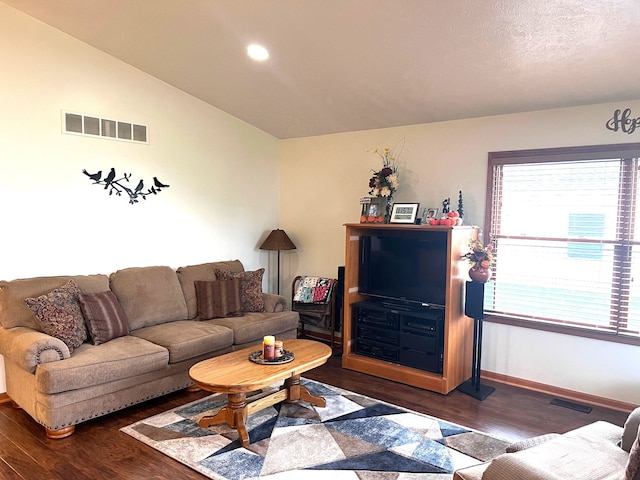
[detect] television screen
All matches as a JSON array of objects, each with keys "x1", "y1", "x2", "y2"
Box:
[{"x1": 359, "y1": 232, "x2": 448, "y2": 307}]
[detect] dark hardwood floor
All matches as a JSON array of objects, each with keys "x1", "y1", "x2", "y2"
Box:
[{"x1": 0, "y1": 355, "x2": 630, "y2": 479}]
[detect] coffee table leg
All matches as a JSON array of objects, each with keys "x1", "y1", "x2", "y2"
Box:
[
  {"x1": 198, "y1": 393, "x2": 251, "y2": 447},
  {"x1": 284, "y1": 375, "x2": 326, "y2": 407}
]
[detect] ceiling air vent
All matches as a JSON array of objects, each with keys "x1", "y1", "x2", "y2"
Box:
[{"x1": 63, "y1": 111, "x2": 148, "y2": 143}]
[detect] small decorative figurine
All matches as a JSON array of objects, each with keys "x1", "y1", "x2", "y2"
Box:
[{"x1": 442, "y1": 197, "x2": 450, "y2": 214}]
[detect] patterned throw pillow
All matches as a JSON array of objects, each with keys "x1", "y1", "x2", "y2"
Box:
[
  {"x1": 78, "y1": 291, "x2": 130, "y2": 345},
  {"x1": 215, "y1": 268, "x2": 265, "y2": 312},
  {"x1": 24, "y1": 279, "x2": 87, "y2": 353},
  {"x1": 195, "y1": 279, "x2": 242, "y2": 319},
  {"x1": 627, "y1": 431, "x2": 640, "y2": 480}
]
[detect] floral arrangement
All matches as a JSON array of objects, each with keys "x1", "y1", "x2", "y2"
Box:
[
  {"x1": 463, "y1": 240, "x2": 494, "y2": 270},
  {"x1": 368, "y1": 138, "x2": 403, "y2": 197}
]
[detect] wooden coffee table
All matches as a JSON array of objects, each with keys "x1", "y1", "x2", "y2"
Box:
[{"x1": 188, "y1": 338, "x2": 332, "y2": 447}]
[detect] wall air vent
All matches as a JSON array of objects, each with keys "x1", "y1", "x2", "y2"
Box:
[{"x1": 63, "y1": 111, "x2": 148, "y2": 143}]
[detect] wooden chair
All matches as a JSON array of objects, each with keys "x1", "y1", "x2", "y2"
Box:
[{"x1": 291, "y1": 275, "x2": 339, "y2": 349}]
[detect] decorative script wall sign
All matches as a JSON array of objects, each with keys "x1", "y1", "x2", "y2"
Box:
[
  {"x1": 606, "y1": 108, "x2": 640, "y2": 134},
  {"x1": 82, "y1": 168, "x2": 170, "y2": 204}
]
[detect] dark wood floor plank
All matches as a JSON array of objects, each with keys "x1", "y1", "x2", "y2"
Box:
[
  {"x1": 0, "y1": 356, "x2": 630, "y2": 478},
  {"x1": 0, "y1": 458, "x2": 23, "y2": 480}
]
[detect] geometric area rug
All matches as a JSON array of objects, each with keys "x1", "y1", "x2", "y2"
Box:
[{"x1": 121, "y1": 378, "x2": 510, "y2": 480}]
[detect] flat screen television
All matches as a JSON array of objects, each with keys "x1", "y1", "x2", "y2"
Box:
[{"x1": 359, "y1": 231, "x2": 448, "y2": 307}]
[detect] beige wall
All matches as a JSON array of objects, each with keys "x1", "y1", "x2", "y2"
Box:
[
  {"x1": 0, "y1": 6, "x2": 281, "y2": 391},
  {"x1": 279, "y1": 100, "x2": 640, "y2": 405}
]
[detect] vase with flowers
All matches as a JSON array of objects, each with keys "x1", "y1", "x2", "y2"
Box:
[
  {"x1": 368, "y1": 138, "x2": 403, "y2": 222},
  {"x1": 463, "y1": 240, "x2": 494, "y2": 283}
]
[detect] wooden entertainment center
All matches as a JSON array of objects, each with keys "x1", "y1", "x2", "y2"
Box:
[{"x1": 342, "y1": 223, "x2": 478, "y2": 394}]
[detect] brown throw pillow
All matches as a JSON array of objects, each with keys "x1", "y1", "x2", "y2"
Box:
[
  {"x1": 24, "y1": 279, "x2": 87, "y2": 353},
  {"x1": 78, "y1": 291, "x2": 130, "y2": 345},
  {"x1": 215, "y1": 268, "x2": 265, "y2": 312},
  {"x1": 627, "y1": 431, "x2": 640, "y2": 480},
  {"x1": 195, "y1": 279, "x2": 242, "y2": 319}
]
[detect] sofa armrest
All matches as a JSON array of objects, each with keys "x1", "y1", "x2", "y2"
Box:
[
  {"x1": 506, "y1": 433, "x2": 561, "y2": 453},
  {"x1": 622, "y1": 407, "x2": 640, "y2": 452},
  {"x1": 263, "y1": 293, "x2": 287, "y2": 313},
  {"x1": 482, "y1": 454, "x2": 566, "y2": 480},
  {"x1": 453, "y1": 462, "x2": 488, "y2": 480},
  {"x1": 0, "y1": 326, "x2": 70, "y2": 373}
]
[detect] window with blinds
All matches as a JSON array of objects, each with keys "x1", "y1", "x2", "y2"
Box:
[{"x1": 485, "y1": 143, "x2": 640, "y2": 342}]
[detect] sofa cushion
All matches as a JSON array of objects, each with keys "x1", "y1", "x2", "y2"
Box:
[
  {"x1": 24, "y1": 280, "x2": 88, "y2": 354},
  {"x1": 628, "y1": 430, "x2": 640, "y2": 480},
  {"x1": 176, "y1": 260, "x2": 245, "y2": 319},
  {"x1": 216, "y1": 268, "x2": 265, "y2": 312},
  {"x1": 35, "y1": 336, "x2": 169, "y2": 395},
  {"x1": 195, "y1": 279, "x2": 242, "y2": 319},
  {"x1": 0, "y1": 274, "x2": 109, "y2": 330},
  {"x1": 207, "y1": 310, "x2": 299, "y2": 345},
  {"x1": 130, "y1": 320, "x2": 233, "y2": 363},
  {"x1": 109, "y1": 266, "x2": 188, "y2": 330},
  {"x1": 78, "y1": 291, "x2": 129, "y2": 345}
]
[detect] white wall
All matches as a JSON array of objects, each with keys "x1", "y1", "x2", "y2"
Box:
[
  {"x1": 279, "y1": 100, "x2": 640, "y2": 405},
  {"x1": 0, "y1": 6, "x2": 281, "y2": 392}
]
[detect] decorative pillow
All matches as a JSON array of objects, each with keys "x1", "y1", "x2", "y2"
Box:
[
  {"x1": 78, "y1": 291, "x2": 129, "y2": 345},
  {"x1": 24, "y1": 279, "x2": 87, "y2": 353},
  {"x1": 627, "y1": 431, "x2": 640, "y2": 480},
  {"x1": 215, "y1": 268, "x2": 265, "y2": 312},
  {"x1": 195, "y1": 279, "x2": 242, "y2": 319}
]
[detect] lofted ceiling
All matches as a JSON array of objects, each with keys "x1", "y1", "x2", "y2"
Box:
[{"x1": 4, "y1": 0, "x2": 640, "y2": 139}]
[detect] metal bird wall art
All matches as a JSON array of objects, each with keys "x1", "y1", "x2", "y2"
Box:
[{"x1": 82, "y1": 168, "x2": 170, "y2": 204}]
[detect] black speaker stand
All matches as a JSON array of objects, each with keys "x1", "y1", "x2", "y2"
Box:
[{"x1": 457, "y1": 282, "x2": 495, "y2": 401}]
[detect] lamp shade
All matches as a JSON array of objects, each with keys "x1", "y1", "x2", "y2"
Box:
[{"x1": 259, "y1": 229, "x2": 296, "y2": 251}]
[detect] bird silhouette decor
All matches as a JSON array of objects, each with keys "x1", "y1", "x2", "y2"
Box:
[{"x1": 82, "y1": 168, "x2": 170, "y2": 204}]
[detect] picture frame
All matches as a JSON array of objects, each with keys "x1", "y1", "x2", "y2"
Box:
[
  {"x1": 422, "y1": 207, "x2": 439, "y2": 223},
  {"x1": 390, "y1": 203, "x2": 420, "y2": 224},
  {"x1": 360, "y1": 197, "x2": 387, "y2": 223}
]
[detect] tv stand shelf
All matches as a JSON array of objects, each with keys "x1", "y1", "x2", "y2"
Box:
[{"x1": 342, "y1": 223, "x2": 478, "y2": 394}]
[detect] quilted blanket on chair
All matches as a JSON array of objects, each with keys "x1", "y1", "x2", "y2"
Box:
[{"x1": 293, "y1": 276, "x2": 335, "y2": 303}]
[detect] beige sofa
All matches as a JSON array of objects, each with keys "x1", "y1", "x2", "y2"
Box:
[
  {"x1": 0, "y1": 260, "x2": 299, "y2": 439},
  {"x1": 454, "y1": 407, "x2": 640, "y2": 480}
]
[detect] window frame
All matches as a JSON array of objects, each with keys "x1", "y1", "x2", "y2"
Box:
[{"x1": 484, "y1": 142, "x2": 640, "y2": 347}]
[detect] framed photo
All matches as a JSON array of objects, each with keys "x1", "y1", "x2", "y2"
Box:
[
  {"x1": 390, "y1": 203, "x2": 420, "y2": 224},
  {"x1": 360, "y1": 197, "x2": 387, "y2": 223},
  {"x1": 422, "y1": 207, "x2": 439, "y2": 223}
]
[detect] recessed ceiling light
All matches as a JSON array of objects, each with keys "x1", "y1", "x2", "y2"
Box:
[{"x1": 247, "y1": 44, "x2": 269, "y2": 61}]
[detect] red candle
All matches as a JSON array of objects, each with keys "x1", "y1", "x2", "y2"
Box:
[{"x1": 263, "y1": 335, "x2": 275, "y2": 361}]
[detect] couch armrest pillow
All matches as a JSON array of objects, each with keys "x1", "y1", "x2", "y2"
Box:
[
  {"x1": 216, "y1": 268, "x2": 265, "y2": 312},
  {"x1": 78, "y1": 291, "x2": 129, "y2": 345},
  {"x1": 195, "y1": 279, "x2": 242, "y2": 319},
  {"x1": 24, "y1": 279, "x2": 87, "y2": 353}
]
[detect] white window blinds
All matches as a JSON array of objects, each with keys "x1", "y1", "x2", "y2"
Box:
[{"x1": 486, "y1": 144, "x2": 640, "y2": 339}]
